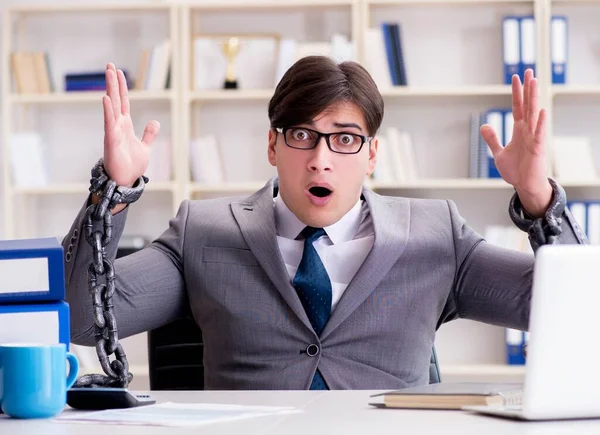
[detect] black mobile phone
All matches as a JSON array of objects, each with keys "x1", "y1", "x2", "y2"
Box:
[{"x1": 67, "y1": 388, "x2": 156, "y2": 410}]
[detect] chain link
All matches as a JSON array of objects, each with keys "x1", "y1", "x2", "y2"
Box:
[{"x1": 73, "y1": 159, "x2": 148, "y2": 389}]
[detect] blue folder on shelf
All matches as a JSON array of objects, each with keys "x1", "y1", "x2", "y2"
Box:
[
  {"x1": 551, "y1": 15, "x2": 568, "y2": 84},
  {"x1": 502, "y1": 16, "x2": 521, "y2": 84},
  {"x1": 0, "y1": 301, "x2": 70, "y2": 349},
  {"x1": 0, "y1": 237, "x2": 66, "y2": 303}
]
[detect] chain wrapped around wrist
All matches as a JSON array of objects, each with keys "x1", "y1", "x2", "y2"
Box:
[
  {"x1": 74, "y1": 158, "x2": 148, "y2": 389},
  {"x1": 509, "y1": 178, "x2": 566, "y2": 249}
]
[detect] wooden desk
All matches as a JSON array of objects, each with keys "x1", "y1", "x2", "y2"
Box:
[{"x1": 3, "y1": 390, "x2": 600, "y2": 434}]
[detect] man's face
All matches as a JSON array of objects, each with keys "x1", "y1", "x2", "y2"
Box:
[{"x1": 268, "y1": 101, "x2": 378, "y2": 228}]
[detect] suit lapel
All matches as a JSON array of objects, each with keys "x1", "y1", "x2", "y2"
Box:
[
  {"x1": 320, "y1": 188, "x2": 411, "y2": 341},
  {"x1": 230, "y1": 178, "x2": 314, "y2": 333}
]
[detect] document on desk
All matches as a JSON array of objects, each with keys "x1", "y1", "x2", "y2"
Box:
[{"x1": 54, "y1": 402, "x2": 302, "y2": 427}]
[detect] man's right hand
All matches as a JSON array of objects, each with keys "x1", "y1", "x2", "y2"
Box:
[{"x1": 93, "y1": 63, "x2": 160, "y2": 213}]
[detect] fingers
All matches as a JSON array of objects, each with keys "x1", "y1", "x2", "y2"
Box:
[
  {"x1": 528, "y1": 77, "x2": 539, "y2": 132},
  {"x1": 105, "y1": 63, "x2": 121, "y2": 121},
  {"x1": 480, "y1": 124, "x2": 503, "y2": 157},
  {"x1": 533, "y1": 108, "x2": 547, "y2": 145},
  {"x1": 117, "y1": 69, "x2": 130, "y2": 115},
  {"x1": 511, "y1": 74, "x2": 524, "y2": 122},
  {"x1": 103, "y1": 95, "x2": 116, "y2": 150},
  {"x1": 141, "y1": 120, "x2": 161, "y2": 147},
  {"x1": 522, "y1": 69, "x2": 533, "y2": 124}
]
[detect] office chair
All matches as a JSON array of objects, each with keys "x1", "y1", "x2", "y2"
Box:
[
  {"x1": 147, "y1": 317, "x2": 204, "y2": 390},
  {"x1": 148, "y1": 318, "x2": 442, "y2": 390}
]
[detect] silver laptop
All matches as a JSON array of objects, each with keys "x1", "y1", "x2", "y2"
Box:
[{"x1": 463, "y1": 244, "x2": 600, "y2": 420}]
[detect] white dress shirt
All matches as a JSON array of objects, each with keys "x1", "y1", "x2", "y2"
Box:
[{"x1": 274, "y1": 194, "x2": 375, "y2": 312}]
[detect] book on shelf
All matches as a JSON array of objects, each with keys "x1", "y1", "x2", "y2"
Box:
[
  {"x1": 371, "y1": 127, "x2": 418, "y2": 184},
  {"x1": 567, "y1": 201, "x2": 600, "y2": 245},
  {"x1": 145, "y1": 137, "x2": 172, "y2": 183},
  {"x1": 10, "y1": 51, "x2": 53, "y2": 94},
  {"x1": 147, "y1": 39, "x2": 172, "y2": 90},
  {"x1": 363, "y1": 22, "x2": 407, "y2": 90},
  {"x1": 369, "y1": 382, "x2": 523, "y2": 410},
  {"x1": 469, "y1": 109, "x2": 556, "y2": 180},
  {"x1": 64, "y1": 70, "x2": 131, "y2": 92},
  {"x1": 189, "y1": 134, "x2": 226, "y2": 184},
  {"x1": 9, "y1": 132, "x2": 50, "y2": 188},
  {"x1": 551, "y1": 136, "x2": 597, "y2": 183},
  {"x1": 503, "y1": 15, "x2": 568, "y2": 85}
]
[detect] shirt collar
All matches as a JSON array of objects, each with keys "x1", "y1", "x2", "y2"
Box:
[{"x1": 274, "y1": 194, "x2": 363, "y2": 244}]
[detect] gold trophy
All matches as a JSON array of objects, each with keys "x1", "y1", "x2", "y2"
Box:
[{"x1": 222, "y1": 37, "x2": 240, "y2": 89}]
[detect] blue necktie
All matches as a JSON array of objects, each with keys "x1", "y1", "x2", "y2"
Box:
[{"x1": 293, "y1": 227, "x2": 332, "y2": 390}]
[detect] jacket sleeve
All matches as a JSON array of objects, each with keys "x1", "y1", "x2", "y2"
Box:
[
  {"x1": 438, "y1": 197, "x2": 585, "y2": 331},
  {"x1": 62, "y1": 197, "x2": 190, "y2": 345}
]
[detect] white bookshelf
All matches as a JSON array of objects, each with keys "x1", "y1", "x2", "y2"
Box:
[
  {"x1": 13, "y1": 181, "x2": 177, "y2": 196},
  {"x1": 9, "y1": 90, "x2": 174, "y2": 104},
  {"x1": 380, "y1": 85, "x2": 513, "y2": 97},
  {"x1": 188, "y1": 89, "x2": 274, "y2": 102},
  {"x1": 1, "y1": 0, "x2": 597, "y2": 382},
  {"x1": 1, "y1": 3, "x2": 182, "y2": 239}
]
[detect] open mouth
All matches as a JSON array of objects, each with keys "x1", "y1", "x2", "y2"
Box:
[{"x1": 309, "y1": 186, "x2": 333, "y2": 198}]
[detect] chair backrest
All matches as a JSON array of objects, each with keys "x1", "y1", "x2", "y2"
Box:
[
  {"x1": 148, "y1": 319, "x2": 441, "y2": 389},
  {"x1": 147, "y1": 317, "x2": 204, "y2": 390}
]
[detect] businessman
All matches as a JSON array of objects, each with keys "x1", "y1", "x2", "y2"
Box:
[{"x1": 63, "y1": 56, "x2": 586, "y2": 390}]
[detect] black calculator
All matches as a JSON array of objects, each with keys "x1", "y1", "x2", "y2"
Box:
[{"x1": 67, "y1": 388, "x2": 156, "y2": 410}]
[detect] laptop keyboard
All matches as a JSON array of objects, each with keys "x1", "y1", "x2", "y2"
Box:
[{"x1": 497, "y1": 388, "x2": 524, "y2": 407}]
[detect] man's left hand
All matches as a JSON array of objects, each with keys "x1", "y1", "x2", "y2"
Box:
[{"x1": 481, "y1": 69, "x2": 552, "y2": 218}]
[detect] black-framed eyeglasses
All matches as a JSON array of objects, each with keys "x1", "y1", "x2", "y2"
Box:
[{"x1": 275, "y1": 127, "x2": 372, "y2": 155}]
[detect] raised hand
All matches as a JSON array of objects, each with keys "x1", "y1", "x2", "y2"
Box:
[
  {"x1": 102, "y1": 63, "x2": 160, "y2": 187},
  {"x1": 480, "y1": 69, "x2": 552, "y2": 217}
]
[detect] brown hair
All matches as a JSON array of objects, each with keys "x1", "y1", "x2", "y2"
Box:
[{"x1": 268, "y1": 56, "x2": 384, "y2": 136}]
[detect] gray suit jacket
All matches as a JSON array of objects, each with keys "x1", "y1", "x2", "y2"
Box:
[{"x1": 63, "y1": 178, "x2": 583, "y2": 390}]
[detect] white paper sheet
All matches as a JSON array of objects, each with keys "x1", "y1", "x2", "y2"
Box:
[{"x1": 54, "y1": 402, "x2": 301, "y2": 427}]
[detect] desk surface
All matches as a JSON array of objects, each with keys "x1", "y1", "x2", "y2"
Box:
[{"x1": 3, "y1": 390, "x2": 600, "y2": 434}]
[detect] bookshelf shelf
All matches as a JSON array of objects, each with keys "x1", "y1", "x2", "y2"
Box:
[
  {"x1": 188, "y1": 89, "x2": 274, "y2": 102},
  {"x1": 13, "y1": 182, "x2": 177, "y2": 196},
  {"x1": 380, "y1": 85, "x2": 513, "y2": 98},
  {"x1": 367, "y1": 0, "x2": 533, "y2": 5},
  {"x1": 370, "y1": 179, "x2": 511, "y2": 190},
  {"x1": 8, "y1": 4, "x2": 172, "y2": 13},
  {"x1": 372, "y1": 179, "x2": 600, "y2": 190},
  {"x1": 9, "y1": 90, "x2": 175, "y2": 104},
  {"x1": 551, "y1": 85, "x2": 600, "y2": 96},
  {"x1": 187, "y1": 0, "x2": 356, "y2": 10},
  {"x1": 190, "y1": 182, "x2": 270, "y2": 194}
]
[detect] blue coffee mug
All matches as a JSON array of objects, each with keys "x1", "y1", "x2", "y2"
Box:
[{"x1": 0, "y1": 343, "x2": 79, "y2": 419}]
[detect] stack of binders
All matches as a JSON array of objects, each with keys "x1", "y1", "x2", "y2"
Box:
[
  {"x1": 502, "y1": 15, "x2": 568, "y2": 85},
  {"x1": 0, "y1": 238, "x2": 70, "y2": 349}
]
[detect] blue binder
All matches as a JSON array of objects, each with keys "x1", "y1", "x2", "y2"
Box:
[
  {"x1": 506, "y1": 328, "x2": 526, "y2": 365},
  {"x1": 481, "y1": 109, "x2": 507, "y2": 178},
  {"x1": 519, "y1": 16, "x2": 536, "y2": 80},
  {"x1": 381, "y1": 23, "x2": 399, "y2": 86},
  {"x1": 0, "y1": 301, "x2": 70, "y2": 350},
  {"x1": 502, "y1": 16, "x2": 521, "y2": 84},
  {"x1": 551, "y1": 15, "x2": 568, "y2": 84},
  {"x1": 0, "y1": 237, "x2": 65, "y2": 303}
]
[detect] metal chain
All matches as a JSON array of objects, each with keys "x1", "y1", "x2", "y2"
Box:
[{"x1": 74, "y1": 159, "x2": 148, "y2": 389}]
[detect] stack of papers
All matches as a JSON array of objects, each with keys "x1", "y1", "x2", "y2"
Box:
[{"x1": 55, "y1": 402, "x2": 302, "y2": 427}]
